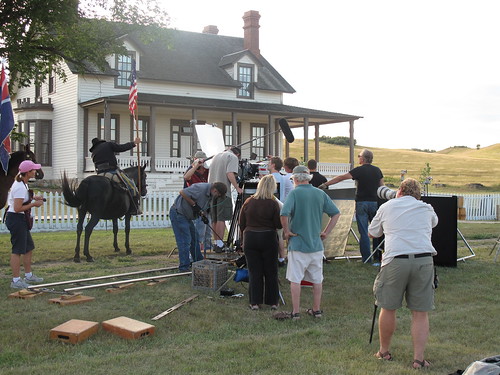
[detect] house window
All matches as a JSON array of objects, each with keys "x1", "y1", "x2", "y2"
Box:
[
  {"x1": 237, "y1": 64, "x2": 254, "y2": 98},
  {"x1": 115, "y1": 53, "x2": 135, "y2": 88},
  {"x1": 98, "y1": 114, "x2": 120, "y2": 142},
  {"x1": 223, "y1": 122, "x2": 241, "y2": 146},
  {"x1": 19, "y1": 120, "x2": 52, "y2": 166},
  {"x1": 170, "y1": 120, "x2": 192, "y2": 158},
  {"x1": 48, "y1": 72, "x2": 55, "y2": 94},
  {"x1": 133, "y1": 116, "x2": 149, "y2": 156},
  {"x1": 250, "y1": 124, "x2": 266, "y2": 159}
]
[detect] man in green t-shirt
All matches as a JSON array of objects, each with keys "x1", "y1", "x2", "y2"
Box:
[{"x1": 280, "y1": 165, "x2": 340, "y2": 320}]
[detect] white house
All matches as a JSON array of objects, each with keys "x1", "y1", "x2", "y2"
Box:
[{"x1": 13, "y1": 10, "x2": 361, "y2": 192}]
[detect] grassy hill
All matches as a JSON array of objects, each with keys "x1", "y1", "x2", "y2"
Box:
[{"x1": 288, "y1": 141, "x2": 500, "y2": 193}]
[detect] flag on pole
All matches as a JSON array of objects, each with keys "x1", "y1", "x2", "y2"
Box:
[
  {"x1": 128, "y1": 59, "x2": 138, "y2": 117},
  {"x1": 0, "y1": 64, "x2": 14, "y2": 174}
]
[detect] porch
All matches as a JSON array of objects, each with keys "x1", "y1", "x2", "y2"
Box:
[{"x1": 84, "y1": 156, "x2": 353, "y2": 192}]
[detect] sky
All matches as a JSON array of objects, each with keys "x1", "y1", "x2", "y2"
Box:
[{"x1": 162, "y1": 0, "x2": 499, "y2": 151}]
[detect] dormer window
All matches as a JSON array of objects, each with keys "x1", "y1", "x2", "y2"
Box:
[
  {"x1": 237, "y1": 64, "x2": 254, "y2": 99},
  {"x1": 116, "y1": 53, "x2": 136, "y2": 88}
]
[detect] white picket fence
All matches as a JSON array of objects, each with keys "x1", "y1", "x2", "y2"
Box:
[
  {"x1": 0, "y1": 191, "x2": 178, "y2": 233},
  {"x1": 453, "y1": 193, "x2": 500, "y2": 221},
  {"x1": 1, "y1": 191, "x2": 499, "y2": 234}
]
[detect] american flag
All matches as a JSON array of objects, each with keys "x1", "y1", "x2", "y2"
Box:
[
  {"x1": 128, "y1": 59, "x2": 138, "y2": 116},
  {"x1": 0, "y1": 64, "x2": 14, "y2": 174}
]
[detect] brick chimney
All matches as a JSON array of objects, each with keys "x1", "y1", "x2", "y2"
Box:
[
  {"x1": 243, "y1": 10, "x2": 260, "y2": 57},
  {"x1": 203, "y1": 25, "x2": 219, "y2": 35}
]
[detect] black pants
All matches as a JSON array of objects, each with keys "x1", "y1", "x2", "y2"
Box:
[{"x1": 243, "y1": 230, "x2": 279, "y2": 306}]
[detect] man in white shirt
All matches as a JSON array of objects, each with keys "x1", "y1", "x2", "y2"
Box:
[
  {"x1": 208, "y1": 147, "x2": 242, "y2": 250},
  {"x1": 368, "y1": 178, "x2": 438, "y2": 369}
]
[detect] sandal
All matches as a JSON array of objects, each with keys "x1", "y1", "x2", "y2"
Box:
[
  {"x1": 412, "y1": 359, "x2": 431, "y2": 369},
  {"x1": 272, "y1": 311, "x2": 300, "y2": 320},
  {"x1": 375, "y1": 351, "x2": 393, "y2": 361},
  {"x1": 270, "y1": 305, "x2": 278, "y2": 311},
  {"x1": 306, "y1": 308, "x2": 323, "y2": 318},
  {"x1": 249, "y1": 304, "x2": 260, "y2": 311}
]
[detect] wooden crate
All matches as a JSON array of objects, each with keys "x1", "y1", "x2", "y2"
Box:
[
  {"x1": 192, "y1": 260, "x2": 228, "y2": 291},
  {"x1": 8, "y1": 289, "x2": 42, "y2": 299},
  {"x1": 49, "y1": 295, "x2": 95, "y2": 306},
  {"x1": 102, "y1": 316, "x2": 155, "y2": 340},
  {"x1": 49, "y1": 319, "x2": 99, "y2": 344}
]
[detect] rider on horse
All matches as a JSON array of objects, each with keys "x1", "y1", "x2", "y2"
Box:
[{"x1": 89, "y1": 137, "x2": 142, "y2": 215}]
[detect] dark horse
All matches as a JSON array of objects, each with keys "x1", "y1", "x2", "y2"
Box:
[
  {"x1": 61, "y1": 166, "x2": 147, "y2": 263},
  {"x1": 1, "y1": 145, "x2": 44, "y2": 209}
]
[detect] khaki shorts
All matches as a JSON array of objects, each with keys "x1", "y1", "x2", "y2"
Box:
[
  {"x1": 210, "y1": 195, "x2": 233, "y2": 222},
  {"x1": 286, "y1": 250, "x2": 324, "y2": 284},
  {"x1": 373, "y1": 255, "x2": 435, "y2": 311}
]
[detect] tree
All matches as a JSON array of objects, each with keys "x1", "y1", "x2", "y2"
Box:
[
  {"x1": 419, "y1": 162, "x2": 432, "y2": 184},
  {"x1": 0, "y1": 0, "x2": 169, "y2": 94}
]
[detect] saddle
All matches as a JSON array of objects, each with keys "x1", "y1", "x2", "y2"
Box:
[{"x1": 97, "y1": 170, "x2": 137, "y2": 196}]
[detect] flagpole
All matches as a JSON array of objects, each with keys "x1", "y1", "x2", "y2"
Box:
[
  {"x1": 129, "y1": 58, "x2": 141, "y2": 201},
  {"x1": 135, "y1": 110, "x2": 141, "y2": 198}
]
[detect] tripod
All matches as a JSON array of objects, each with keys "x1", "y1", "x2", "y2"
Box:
[{"x1": 226, "y1": 183, "x2": 246, "y2": 251}]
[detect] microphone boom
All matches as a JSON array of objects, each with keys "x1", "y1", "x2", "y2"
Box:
[{"x1": 278, "y1": 118, "x2": 295, "y2": 143}]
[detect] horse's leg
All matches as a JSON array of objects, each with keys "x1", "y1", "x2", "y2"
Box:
[
  {"x1": 74, "y1": 209, "x2": 86, "y2": 263},
  {"x1": 112, "y1": 218, "x2": 120, "y2": 253},
  {"x1": 83, "y1": 215, "x2": 100, "y2": 262},
  {"x1": 125, "y1": 214, "x2": 132, "y2": 255}
]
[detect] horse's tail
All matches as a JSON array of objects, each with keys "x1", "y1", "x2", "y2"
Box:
[{"x1": 61, "y1": 172, "x2": 83, "y2": 208}]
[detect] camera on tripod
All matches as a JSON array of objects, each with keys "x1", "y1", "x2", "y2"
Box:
[{"x1": 238, "y1": 159, "x2": 260, "y2": 183}]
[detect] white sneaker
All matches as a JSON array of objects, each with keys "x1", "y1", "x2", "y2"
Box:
[
  {"x1": 11, "y1": 279, "x2": 31, "y2": 289},
  {"x1": 24, "y1": 274, "x2": 44, "y2": 283}
]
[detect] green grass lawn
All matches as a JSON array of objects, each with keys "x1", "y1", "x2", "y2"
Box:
[{"x1": 0, "y1": 224, "x2": 499, "y2": 375}]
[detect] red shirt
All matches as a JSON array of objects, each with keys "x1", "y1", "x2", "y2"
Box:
[{"x1": 185, "y1": 166, "x2": 209, "y2": 187}]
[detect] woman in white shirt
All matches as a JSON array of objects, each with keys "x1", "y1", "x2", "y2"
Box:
[{"x1": 5, "y1": 160, "x2": 45, "y2": 289}]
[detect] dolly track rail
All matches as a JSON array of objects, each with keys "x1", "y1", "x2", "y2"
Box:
[
  {"x1": 27, "y1": 267, "x2": 178, "y2": 290},
  {"x1": 63, "y1": 272, "x2": 192, "y2": 292}
]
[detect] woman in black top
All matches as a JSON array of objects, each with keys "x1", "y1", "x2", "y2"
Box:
[{"x1": 239, "y1": 175, "x2": 282, "y2": 310}]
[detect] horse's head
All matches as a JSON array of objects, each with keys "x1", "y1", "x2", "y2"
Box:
[
  {"x1": 124, "y1": 165, "x2": 147, "y2": 196},
  {"x1": 23, "y1": 145, "x2": 44, "y2": 179},
  {"x1": 9, "y1": 145, "x2": 44, "y2": 179}
]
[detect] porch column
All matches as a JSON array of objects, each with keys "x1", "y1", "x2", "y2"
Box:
[
  {"x1": 150, "y1": 106, "x2": 156, "y2": 172},
  {"x1": 274, "y1": 118, "x2": 281, "y2": 156},
  {"x1": 103, "y1": 100, "x2": 111, "y2": 141},
  {"x1": 314, "y1": 123, "x2": 320, "y2": 162},
  {"x1": 303, "y1": 117, "x2": 309, "y2": 163},
  {"x1": 231, "y1": 112, "x2": 237, "y2": 146},
  {"x1": 191, "y1": 109, "x2": 198, "y2": 156},
  {"x1": 83, "y1": 108, "x2": 89, "y2": 173},
  {"x1": 349, "y1": 120, "x2": 355, "y2": 169},
  {"x1": 267, "y1": 115, "x2": 273, "y2": 157}
]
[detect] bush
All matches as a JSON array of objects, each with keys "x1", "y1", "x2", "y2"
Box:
[{"x1": 318, "y1": 136, "x2": 356, "y2": 146}]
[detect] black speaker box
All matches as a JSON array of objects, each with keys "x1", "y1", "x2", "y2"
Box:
[
  {"x1": 377, "y1": 195, "x2": 457, "y2": 267},
  {"x1": 421, "y1": 196, "x2": 458, "y2": 267}
]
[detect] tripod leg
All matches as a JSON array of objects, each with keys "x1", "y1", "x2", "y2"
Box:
[
  {"x1": 279, "y1": 289, "x2": 286, "y2": 306},
  {"x1": 369, "y1": 304, "x2": 378, "y2": 344},
  {"x1": 168, "y1": 247, "x2": 177, "y2": 258}
]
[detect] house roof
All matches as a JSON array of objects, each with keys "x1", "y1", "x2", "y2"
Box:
[
  {"x1": 79, "y1": 93, "x2": 362, "y2": 126},
  {"x1": 69, "y1": 27, "x2": 296, "y2": 93}
]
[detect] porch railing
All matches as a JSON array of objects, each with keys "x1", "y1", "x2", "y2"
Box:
[{"x1": 85, "y1": 156, "x2": 190, "y2": 173}]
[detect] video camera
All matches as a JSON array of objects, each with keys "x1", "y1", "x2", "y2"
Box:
[{"x1": 238, "y1": 159, "x2": 260, "y2": 182}]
